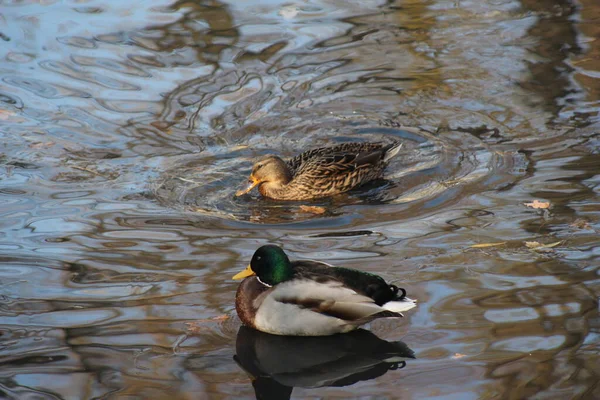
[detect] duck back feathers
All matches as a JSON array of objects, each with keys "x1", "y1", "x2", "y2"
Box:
[{"x1": 291, "y1": 260, "x2": 403, "y2": 306}]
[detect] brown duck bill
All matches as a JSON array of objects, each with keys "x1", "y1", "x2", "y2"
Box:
[{"x1": 235, "y1": 177, "x2": 260, "y2": 196}]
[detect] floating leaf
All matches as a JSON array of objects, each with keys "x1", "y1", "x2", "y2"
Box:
[
  {"x1": 29, "y1": 141, "x2": 55, "y2": 149},
  {"x1": 178, "y1": 177, "x2": 201, "y2": 184},
  {"x1": 525, "y1": 241, "x2": 542, "y2": 248},
  {"x1": 525, "y1": 240, "x2": 562, "y2": 250},
  {"x1": 470, "y1": 242, "x2": 506, "y2": 248},
  {"x1": 524, "y1": 200, "x2": 550, "y2": 209},
  {"x1": 543, "y1": 241, "x2": 563, "y2": 248}
]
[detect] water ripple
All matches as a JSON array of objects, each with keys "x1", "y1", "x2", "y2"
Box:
[
  {"x1": 0, "y1": 0, "x2": 599, "y2": 398},
  {"x1": 153, "y1": 114, "x2": 525, "y2": 225},
  {"x1": 39, "y1": 60, "x2": 140, "y2": 91},
  {"x1": 3, "y1": 76, "x2": 91, "y2": 99},
  {"x1": 71, "y1": 55, "x2": 151, "y2": 77},
  {"x1": 56, "y1": 35, "x2": 97, "y2": 49}
]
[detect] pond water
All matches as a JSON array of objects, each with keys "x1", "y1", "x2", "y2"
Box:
[{"x1": 1, "y1": 0, "x2": 599, "y2": 399}]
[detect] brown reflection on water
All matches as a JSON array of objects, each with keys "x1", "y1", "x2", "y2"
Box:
[
  {"x1": 520, "y1": 0, "x2": 580, "y2": 118},
  {"x1": 0, "y1": 0, "x2": 599, "y2": 399},
  {"x1": 570, "y1": 0, "x2": 600, "y2": 122}
]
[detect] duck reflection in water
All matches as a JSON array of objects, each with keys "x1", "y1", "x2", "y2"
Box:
[{"x1": 234, "y1": 326, "x2": 415, "y2": 400}]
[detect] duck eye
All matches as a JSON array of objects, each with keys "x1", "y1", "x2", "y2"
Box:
[
  {"x1": 256, "y1": 256, "x2": 261, "y2": 260},
  {"x1": 256, "y1": 164, "x2": 263, "y2": 170}
]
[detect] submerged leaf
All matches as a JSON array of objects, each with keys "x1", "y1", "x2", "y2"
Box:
[
  {"x1": 0, "y1": 109, "x2": 16, "y2": 120},
  {"x1": 185, "y1": 315, "x2": 230, "y2": 333},
  {"x1": 29, "y1": 141, "x2": 56, "y2": 149},
  {"x1": 299, "y1": 205, "x2": 327, "y2": 214},
  {"x1": 570, "y1": 219, "x2": 591, "y2": 230}
]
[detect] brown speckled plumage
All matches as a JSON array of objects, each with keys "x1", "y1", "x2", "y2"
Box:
[{"x1": 236, "y1": 141, "x2": 402, "y2": 200}]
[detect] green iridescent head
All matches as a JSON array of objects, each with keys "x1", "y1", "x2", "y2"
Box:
[{"x1": 249, "y1": 245, "x2": 294, "y2": 285}]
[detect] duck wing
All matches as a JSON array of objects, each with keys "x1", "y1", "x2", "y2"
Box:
[
  {"x1": 270, "y1": 279, "x2": 401, "y2": 323},
  {"x1": 252, "y1": 274, "x2": 414, "y2": 335},
  {"x1": 286, "y1": 142, "x2": 390, "y2": 174},
  {"x1": 293, "y1": 260, "x2": 402, "y2": 306}
]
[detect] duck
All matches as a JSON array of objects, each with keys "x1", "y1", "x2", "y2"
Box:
[
  {"x1": 235, "y1": 141, "x2": 402, "y2": 200},
  {"x1": 232, "y1": 245, "x2": 416, "y2": 336}
]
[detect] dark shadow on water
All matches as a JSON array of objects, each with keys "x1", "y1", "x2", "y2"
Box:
[{"x1": 234, "y1": 326, "x2": 414, "y2": 400}]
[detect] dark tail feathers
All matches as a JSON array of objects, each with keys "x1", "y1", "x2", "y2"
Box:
[
  {"x1": 383, "y1": 142, "x2": 403, "y2": 163},
  {"x1": 389, "y1": 284, "x2": 407, "y2": 300}
]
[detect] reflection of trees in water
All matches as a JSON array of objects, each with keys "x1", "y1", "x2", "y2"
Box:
[
  {"x1": 149, "y1": 0, "x2": 595, "y2": 141},
  {"x1": 469, "y1": 263, "x2": 599, "y2": 398},
  {"x1": 111, "y1": 0, "x2": 597, "y2": 147},
  {"x1": 131, "y1": 0, "x2": 238, "y2": 66},
  {"x1": 483, "y1": 0, "x2": 600, "y2": 384},
  {"x1": 149, "y1": 1, "x2": 439, "y2": 140},
  {"x1": 522, "y1": 150, "x2": 600, "y2": 234},
  {"x1": 570, "y1": 0, "x2": 600, "y2": 118},
  {"x1": 519, "y1": 0, "x2": 583, "y2": 119},
  {"x1": 118, "y1": 0, "x2": 242, "y2": 149}
]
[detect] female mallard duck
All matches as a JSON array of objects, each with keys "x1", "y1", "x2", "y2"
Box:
[
  {"x1": 235, "y1": 141, "x2": 402, "y2": 200},
  {"x1": 232, "y1": 245, "x2": 416, "y2": 336}
]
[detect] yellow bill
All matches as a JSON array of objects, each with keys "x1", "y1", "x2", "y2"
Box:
[
  {"x1": 235, "y1": 177, "x2": 259, "y2": 196},
  {"x1": 232, "y1": 265, "x2": 255, "y2": 280}
]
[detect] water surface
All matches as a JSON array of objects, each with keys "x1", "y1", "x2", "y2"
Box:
[{"x1": 0, "y1": 0, "x2": 599, "y2": 399}]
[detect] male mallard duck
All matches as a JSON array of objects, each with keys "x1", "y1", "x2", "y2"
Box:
[
  {"x1": 232, "y1": 245, "x2": 416, "y2": 336},
  {"x1": 235, "y1": 141, "x2": 402, "y2": 200}
]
